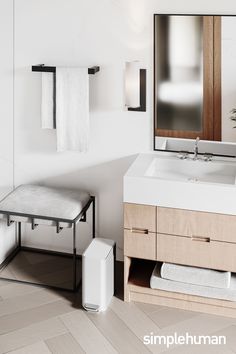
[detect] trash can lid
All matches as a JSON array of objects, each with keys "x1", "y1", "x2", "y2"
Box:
[{"x1": 82, "y1": 238, "x2": 115, "y2": 260}]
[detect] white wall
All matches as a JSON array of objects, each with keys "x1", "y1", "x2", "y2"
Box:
[
  {"x1": 0, "y1": 0, "x2": 15, "y2": 264},
  {"x1": 12, "y1": 0, "x2": 236, "y2": 260}
]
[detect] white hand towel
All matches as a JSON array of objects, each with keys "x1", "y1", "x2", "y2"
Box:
[
  {"x1": 41, "y1": 73, "x2": 55, "y2": 129},
  {"x1": 161, "y1": 263, "x2": 231, "y2": 289},
  {"x1": 56, "y1": 67, "x2": 89, "y2": 152},
  {"x1": 151, "y1": 263, "x2": 236, "y2": 302}
]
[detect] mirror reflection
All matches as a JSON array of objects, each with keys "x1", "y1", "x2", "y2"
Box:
[
  {"x1": 154, "y1": 15, "x2": 236, "y2": 155},
  {"x1": 156, "y1": 15, "x2": 203, "y2": 132}
]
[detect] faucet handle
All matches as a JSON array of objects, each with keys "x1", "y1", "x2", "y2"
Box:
[
  {"x1": 178, "y1": 151, "x2": 189, "y2": 160},
  {"x1": 203, "y1": 153, "x2": 213, "y2": 162}
]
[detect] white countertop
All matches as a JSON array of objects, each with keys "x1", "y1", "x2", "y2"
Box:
[{"x1": 124, "y1": 152, "x2": 236, "y2": 215}]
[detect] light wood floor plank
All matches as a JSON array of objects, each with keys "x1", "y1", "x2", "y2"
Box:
[
  {"x1": 2, "y1": 268, "x2": 74, "y2": 289},
  {"x1": 8, "y1": 259, "x2": 71, "y2": 280},
  {"x1": 135, "y1": 302, "x2": 165, "y2": 315},
  {"x1": 87, "y1": 308, "x2": 151, "y2": 354},
  {"x1": 153, "y1": 313, "x2": 236, "y2": 336},
  {"x1": 165, "y1": 343, "x2": 235, "y2": 354},
  {"x1": 23, "y1": 252, "x2": 53, "y2": 265},
  {"x1": 0, "y1": 279, "x2": 11, "y2": 287},
  {"x1": 0, "y1": 289, "x2": 64, "y2": 318},
  {"x1": 146, "y1": 307, "x2": 198, "y2": 329},
  {"x1": 46, "y1": 333, "x2": 85, "y2": 354},
  {"x1": 0, "y1": 267, "x2": 16, "y2": 280},
  {"x1": 144, "y1": 313, "x2": 236, "y2": 353},
  {"x1": 0, "y1": 252, "x2": 81, "y2": 290},
  {"x1": 212, "y1": 325, "x2": 236, "y2": 353},
  {"x1": 0, "y1": 282, "x2": 40, "y2": 300},
  {"x1": 0, "y1": 300, "x2": 74, "y2": 335},
  {"x1": 0, "y1": 318, "x2": 67, "y2": 353},
  {"x1": 8, "y1": 341, "x2": 51, "y2": 354},
  {"x1": 110, "y1": 297, "x2": 161, "y2": 353},
  {"x1": 60, "y1": 310, "x2": 118, "y2": 354}
]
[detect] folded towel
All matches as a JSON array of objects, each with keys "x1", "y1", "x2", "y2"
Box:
[
  {"x1": 161, "y1": 263, "x2": 231, "y2": 289},
  {"x1": 151, "y1": 263, "x2": 236, "y2": 301},
  {"x1": 41, "y1": 72, "x2": 55, "y2": 129},
  {"x1": 56, "y1": 67, "x2": 89, "y2": 152}
]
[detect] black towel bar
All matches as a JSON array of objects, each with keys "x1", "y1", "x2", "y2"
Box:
[{"x1": 32, "y1": 64, "x2": 100, "y2": 75}]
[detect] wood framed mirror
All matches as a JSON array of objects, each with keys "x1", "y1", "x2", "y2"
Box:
[{"x1": 153, "y1": 14, "x2": 236, "y2": 156}]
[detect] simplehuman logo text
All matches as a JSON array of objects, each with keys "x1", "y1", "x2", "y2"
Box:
[{"x1": 143, "y1": 332, "x2": 226, "y2": 349}]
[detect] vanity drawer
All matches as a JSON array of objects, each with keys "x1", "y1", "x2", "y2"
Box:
[
  {"x1": 124, "y1": 229, "x2": 156, "y2": 260},
  {"x1": 156, "y1": 233, "x2": 236, "y2": 272},
  {"x1": 157, "y1": 207, "x2": 236, "y2": 243},
  {"x1": 124, "y1": 203, "x2": 156, "y2": 233}
]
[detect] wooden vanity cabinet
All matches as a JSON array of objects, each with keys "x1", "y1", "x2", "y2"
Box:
[
  {"x1": 124, "y1": 202, "x2": 236, "y2": 318},
  {"x1": 124, "y1": 203, "x2": 156, "y2": 260},
  {"x1": 157, "y1": 207, "x2": 236, "y2": 272},
  {"x1": 157, "y1": 207, "x2": 236, "y2": 243},
  {"x1": 156, "y1": 233, "x2": 236, "y2": 272}
]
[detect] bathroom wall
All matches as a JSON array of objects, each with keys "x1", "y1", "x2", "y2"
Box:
[
  {"x1": 12, "y1": 0, "x2": 236, "y2": 260},
  {"x1": 0, "y1": 0, "x2": 15, "y2": 264}
]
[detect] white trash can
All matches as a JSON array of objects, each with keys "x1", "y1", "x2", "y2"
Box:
[{"x1": 82, "y1": 238, "x2": 116, "y2": 312}]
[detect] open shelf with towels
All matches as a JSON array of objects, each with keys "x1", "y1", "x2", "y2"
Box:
[
  {"x1": 125, "y1": 256, "x2": 236, "y2": 319},
  {"x1": 32, "y1": 64, "x2": 100, "y2": 74}
]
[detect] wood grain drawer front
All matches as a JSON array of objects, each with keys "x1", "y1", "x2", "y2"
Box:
[
  {"x1": 124, "y1": 229, "x2": 156, "y2": 260},
  {"x1": 124, "y1": 203, "x2": 156, "y2": 233},
  {"x1": 157, "y1": 233, "x2": 236, "y2": 272},
  {"x1": 157, "y1": 207, "x2": 236, "y2": 243}
]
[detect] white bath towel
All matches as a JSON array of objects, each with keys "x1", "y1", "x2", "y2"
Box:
[
  {"x1": 161, "y1": 263, "x2": 231, "y2": 289},
  {"x1": 56, "y1": 67, "x2": 89, "y2": 152},
  {"x1": 151, "y1": 263, "x2": 236, "y2": 302},
  {"x1": 41, "y1": 72, "x2": 55, "y2": 129}
]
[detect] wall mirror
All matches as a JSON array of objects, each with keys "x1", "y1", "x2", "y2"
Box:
[{"x1": 154, "y1": 14, "x2": 236, "y2": 157}]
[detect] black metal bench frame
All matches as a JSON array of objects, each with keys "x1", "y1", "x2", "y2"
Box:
[{"x1": 0, "y1": 196, "x2": 95, "y2": 292}]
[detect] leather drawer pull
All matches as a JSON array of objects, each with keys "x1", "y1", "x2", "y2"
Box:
[
  {"x1": 191, "y1": 236, "x2": 210, "y2": 243},
  {"x1": 131, "y1": 228, "x2": 149, "y2": 235}
]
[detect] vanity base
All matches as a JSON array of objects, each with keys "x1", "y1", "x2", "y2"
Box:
[{"x1": 124, "y1": 257, "x2": 236, "y2": 318}]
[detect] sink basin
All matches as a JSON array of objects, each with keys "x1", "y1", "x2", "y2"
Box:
[
  {"x1": 124, "y1": 153, "x2": 236, "y2": 216},
  {"x1": 145, "y1": 156, "x2": 236, "y2": 185}
]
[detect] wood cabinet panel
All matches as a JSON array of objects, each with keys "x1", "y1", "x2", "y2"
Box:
[
  {"x1": 156, "y1": 233, "x2": 236, "y2": 272},
  {"x1": 124, "y1": 203, "x2": 156, "y2": 233},
  {"x1": 157, "y1": 207, "x2": 236, "y2": 243},
  {"x1": 124, "y1": 229, "x2": 156, "y2": 260}
]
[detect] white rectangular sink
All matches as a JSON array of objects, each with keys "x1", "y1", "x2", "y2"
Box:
[
  {"x1": 124, "y1": 153, "x2": 236, "y2": 215},
  {"x1": 145, "y1": 156, "x2": 236, "y2": 185}
]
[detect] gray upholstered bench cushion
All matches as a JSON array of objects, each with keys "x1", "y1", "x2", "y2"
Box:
[{"x1": 0, "y1": 185, "x2": 90, "y2": 227}]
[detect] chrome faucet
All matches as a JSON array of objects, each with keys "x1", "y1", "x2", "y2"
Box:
[{"x1": 193, "y1": 137, "x2": 200, "y2": 160}]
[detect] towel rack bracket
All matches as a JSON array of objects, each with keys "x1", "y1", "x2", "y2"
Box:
[{"x1": 32, "y1": 64, "x2": 100, "y2": 75}]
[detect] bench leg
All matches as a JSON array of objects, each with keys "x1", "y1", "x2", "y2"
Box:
[
  {"x1": 114, "y1": 243, "x2": 116, "y2": 295},
  {"x1": 18, "y1": 222, "x2": 21, "y2": 248},
  {"x1": 92, "y1": 196, "x2": 95, "y2": 238},
  {"x1": 72, "y1": 222, "x2": 77, "y2": 291}
]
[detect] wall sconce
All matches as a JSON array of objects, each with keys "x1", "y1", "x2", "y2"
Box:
[{"x1": 125, "y1": 61, "x2": 146, "y2": 112}]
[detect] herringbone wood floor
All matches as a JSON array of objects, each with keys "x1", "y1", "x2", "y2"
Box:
[{"x1": 0, "y1": 255, "x2": 235, "y2": 354}]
